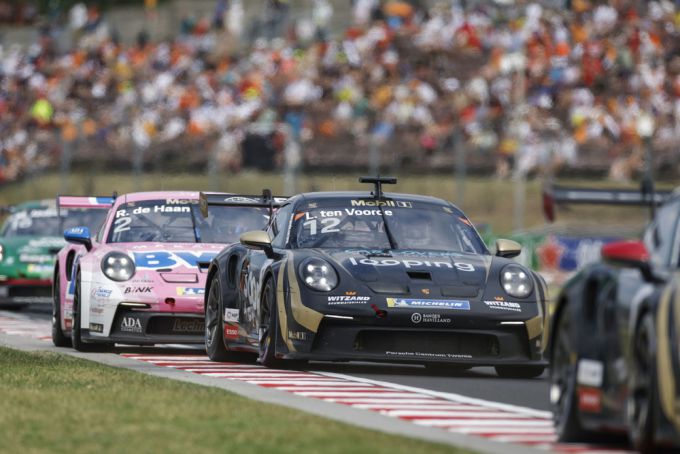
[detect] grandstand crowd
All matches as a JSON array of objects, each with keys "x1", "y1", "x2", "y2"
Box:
[{"x1": 1, "y1": 0, "x2": 679, "y2": 183}]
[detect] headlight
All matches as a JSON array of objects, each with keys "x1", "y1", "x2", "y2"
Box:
[
  {"x1": 101, "y1": 251, "x2": 135, "y2": 282},
  {"x1": 500, "y1": 264, "x2": 533, "y2": 298},
  {"x1": 0, "y1": 244, "x2": 3, "y2": 262},
  {"x1": 298, "y1": 257, "x2": 338, "y2": 292}
]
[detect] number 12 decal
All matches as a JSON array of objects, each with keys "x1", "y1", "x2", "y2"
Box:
[{"x1": 303, "y1": 217, "x2": 340, "y2": 235}]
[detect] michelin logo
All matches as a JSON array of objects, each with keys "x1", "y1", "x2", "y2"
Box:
[{"x1": 386, "y1": 298, "x2": 470, "y2": 310}]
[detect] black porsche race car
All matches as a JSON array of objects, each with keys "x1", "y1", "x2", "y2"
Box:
[
  {"x1": 204, "y1": 177, "x2": 549, "y2": 378},
  {"x1": 547, "y1": 184, "x2": 680, "y2": 452}
]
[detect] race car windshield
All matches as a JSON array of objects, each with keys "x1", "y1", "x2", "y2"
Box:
[
  {"x1": 291, "y1": 203, "x2": 486, "y2": 253},
  {"x1": 1, "y1": 207, "x2": 108, "y2": 237},
  {"x1": 108, "y1": 200, "x2": 269, "y2": 244}
]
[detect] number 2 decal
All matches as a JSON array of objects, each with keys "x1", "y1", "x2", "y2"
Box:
[{"x1": 113, "y1": 217, "x2": 131, "y2": 233}]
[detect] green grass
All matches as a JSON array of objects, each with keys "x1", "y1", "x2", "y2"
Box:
[
  {"x1": 2, "y1": 171, "x2": 664, "y2": 233},
  {"x1": 0, "y1": 347, "x2": 469, "y2": 454}
]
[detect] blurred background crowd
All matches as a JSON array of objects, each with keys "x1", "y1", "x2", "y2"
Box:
[{"x1": 1, "y1": 0, "x2": 679, "y2": 185}]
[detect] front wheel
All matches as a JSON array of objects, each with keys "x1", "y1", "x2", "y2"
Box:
[
  {"x1": 205, "y1": 275, "x2": 235, "y2": 362},
  {"x1": 627, "y1": 312, "x2": 657, "y2": 453},
  {"x1": 51, "y1": 272, "x2": 70, "y2": 347},
  {"x1": 495, "y1": 365, "x2": 545, "y2": 379},
  {"x1": 72, "y1": 273, "x2": 112, "y2": 352},
  {"x1": 551, "y1": 307, "x2": 591, "y2": 442},
  {"x1": 257, "y1": 278, "x2": 281, "y2": 368}
]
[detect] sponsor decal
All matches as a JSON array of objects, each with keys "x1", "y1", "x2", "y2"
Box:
[
  {"x1": 288, "y1": 330, "x2": 308, "y2": 341},
  {"x1": 483, "y1": 299, "x2": 522, "y2": 312},
  {"x1": 577, "y1": 387, "x2": 602, "y2": 413},
  {"x1": 421, "y1": 288, "x2": 430, "y2": 295},
  {"x1": 89, "y1": 323, "x2": 104, "y2": 333},
  {"x1": 172, "y1": 319, "x2": 204, "y2": 333},
  {"x1": 166, "y1": 199, "x2": 193, "y2": 205},
  {"x1": 327, "y1": 294, "x2": 371, "y2": 305},
  {"x1": 577, "y1": 359, "x2": 604, "y2": 387},
  {"x1": 224, "y1": 324, "x2": 239, "y2": 339},
  {"x1": 90, "y1": 307, "x2": 105, "y2": 315},
  {"x1": 20, "y1": 254, "x2": 53, "y2": 263},
  {"x1": 348, "y1": 257, "x2": 475, "y2": 272},
  {"x1": 351, "y1": 200, "x2": 412, "y2": 208},
  {"x1": 176, "y1": 287, "x2": 205, "y2": 296},
  {"x1": 64, "y1": 319, "x2": 72, "y2": 330},
  {"x1": 26, "y1": 264, "x2": 52, "y2": 274},
  {"x1": 222, "y1": 196, "x2": 258, "y2": 203},
  {"x1": 120, "y1": 316, "x2": 143, "y2": 333},
  {"x1": 132, "y1": 251, "x2": 217, "y2": 269},
  {"x1": 224, "y1": 308, "x2": 239, "y2": 322},
  {"x1": 124, "y1": 286, "x2": 153, "y2": 294},
  {"x1": 386, "y1": 351, "x2": 472, "y2": 359},
  {"x1": 387, "y1": 298, "x2": 470, "y2": 310},
  {"x1": 410, "y1": 313, "x2": 452, "y2": 324},
  {"x1": 91, "y1": 287, "x2": 113, "y2": 299}
]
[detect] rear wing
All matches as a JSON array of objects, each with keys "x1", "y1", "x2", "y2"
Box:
[
  {"x1": 56, "y1": 195, "x2": 116, "y2": 210},
  {"x1": 199, "y1": 190, "x2": 288, "y2": 218},
  {"x1": 543, "y1": 183, "x2": 674, "y2": 222}
]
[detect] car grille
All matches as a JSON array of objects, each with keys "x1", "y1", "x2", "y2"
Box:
[
  {"x1": 146, "y1": 317, "x2": 204, "y2": 335},
  {"x1": 354, "y1": 330, "x2": 500, "y2": 357}
]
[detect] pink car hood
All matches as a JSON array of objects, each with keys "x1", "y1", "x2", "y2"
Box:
[{"x1": 94, "y1": 242, "x2": 225, "y2": 313}]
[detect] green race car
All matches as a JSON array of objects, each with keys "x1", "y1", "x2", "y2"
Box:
[{"x1": 0, "y1": 199, "x2": 108, "y2": 308}]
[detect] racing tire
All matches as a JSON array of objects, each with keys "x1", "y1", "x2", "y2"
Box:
[
  {"x1": 72, "y1": 272, "x2": 113, "y2": 353},
  {"x1": 51, "y1": 272, "x2": 70, "y2": 347},
  {"x1": 257, "y1": 278, "x2": 305, "y2": 369},
  {"x1": 627, "y1": 312, "x2": 657, "y2": 453},
  {"x1": 495, "y1": 365, "x2": 545, "y2": 379},
  {"x1": 551, "y1": 307, "x2": 592, "y2": 442},
  {"x1": 258, "y1": 278, "x2": 282, "y2": 368},
  {"x1": 205, "y1": 275, "x2": 235, "y2": 362}
]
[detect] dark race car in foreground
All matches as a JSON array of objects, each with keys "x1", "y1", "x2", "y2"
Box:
[
  {"x1": 546, "y1": 184, "x2": 680, "y2": 452},
  {"x1": 204, "y1": 177, "x2": 549, "y2": 378}
]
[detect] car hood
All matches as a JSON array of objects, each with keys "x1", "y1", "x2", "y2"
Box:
[
  {"x1": 92, "y1": 242, "x2": 228, "y2": 303},
  {"x1": 104, "y1": 242, "x2": 226, "y2": 272},
  {"x1": 321, "y1": 249, "x2": 492, "y2": 296}
]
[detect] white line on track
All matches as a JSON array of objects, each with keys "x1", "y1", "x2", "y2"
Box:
[
  {"x1": 380, "y1": 410, "x2": 535, "y2": 419},
  {"x1": 316, "y1": 371, "x2": 552, "y2": 419},
  {"x1": 412, "y1": 419, "x2": 555, "y2": 427}
]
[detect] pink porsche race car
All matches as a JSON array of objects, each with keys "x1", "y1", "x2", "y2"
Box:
[{"x1": 54, "y1": 191, "x2": 277, "y2": 351}]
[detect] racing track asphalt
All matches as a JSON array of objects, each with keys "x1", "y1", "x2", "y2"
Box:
[
  {"x1": 2, "y1": 308, "x2": 637, "y2": 453},
  {"x1": 15, "y1": 306, "x2": 551, "y2": 411}
]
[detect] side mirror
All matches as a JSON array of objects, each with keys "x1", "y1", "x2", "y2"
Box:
[
  {"x1": 64, "y1": 226, "x2": 92, "y2": 251},
  {"x1": 240, "y1": 230, "x2": 275, "y2": 258},
  {"x1": 495, "y1": 239, "x2": 522, "y2": 258},
  {"x1": 601, "y1": 240, "x2": 654, "y2": 280}
]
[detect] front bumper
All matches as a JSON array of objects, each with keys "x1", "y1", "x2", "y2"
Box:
[
  {"x1": 0, "y1": 278, "x2": 52, "y2": 305},
  {"x1": 281, "y1": 317, "x2": 546, "y2": 367},
  {"x1": 83, "y1": 308, "x2": 205, "y2": 345}
]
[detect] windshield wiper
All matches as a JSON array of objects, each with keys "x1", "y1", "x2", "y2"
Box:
[
  {"x1": 379, "y1": 205, "x2": 398, "y2": 250},
  {"x1": 189, "y1": 205, "x2": 202, "y2": 243}
]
